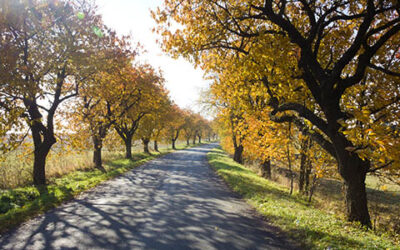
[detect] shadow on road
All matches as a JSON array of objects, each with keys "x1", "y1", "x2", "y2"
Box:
[{"x1": 0, "y1": 143, "x2": 294, "y2": 250}]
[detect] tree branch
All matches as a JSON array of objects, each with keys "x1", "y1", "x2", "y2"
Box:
[
  {"x1": 270, "y1": 114, "x2": 336, "y2": 157},
  {"x1": 272, "y1": 102, "x2": 330, "y2": 136},
  {"x1": 368, "y1": 160, "x2": 394, "y2": 173},
  {"x1": 367, "y1": 63, "x2": 400, "y2": 77}
]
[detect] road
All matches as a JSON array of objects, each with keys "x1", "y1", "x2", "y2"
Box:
[{"x1": 0, "y1": 143, "x2": 295, "y2": 250}]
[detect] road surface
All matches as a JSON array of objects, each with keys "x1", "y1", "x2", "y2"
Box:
[{"x1": 0, "y1": 143, "x2": 295, "y2": 250}]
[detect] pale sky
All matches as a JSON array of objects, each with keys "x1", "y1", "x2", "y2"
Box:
[{"x1": 95, "y1": 0, "x2": 210, "y2": 112}]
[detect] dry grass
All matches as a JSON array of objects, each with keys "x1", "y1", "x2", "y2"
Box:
[
  {"x1": 0, "y1": 140, "x2": 204, "y2": 233},
  {"x1": 0, "y1": 140, "x2": 188, "y2": 189},
  {"x1": 0, "y1": 149, "x2": 120, "y2": 189},
  {"x1": 257, "y1": 163, "x2": 400, "y2": 236},
  {"x1": 209, "y1": 148, "x2": 399, "y2": 249}
]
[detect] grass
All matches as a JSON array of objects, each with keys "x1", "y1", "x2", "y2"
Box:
[
  {"x1": 207, "y1": 147, "x2": 400, "y2": 250},
  {"x1": 0, "y1": 141, "x2": 203, "y2": 233},
  {"x1": 0, "y1": 140, "x2": 192, "y2": 189},
  {"x1": 270, "y1": 164, "x2": 400, "y2": 236}
]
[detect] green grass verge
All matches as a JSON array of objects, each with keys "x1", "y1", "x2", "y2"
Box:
[
  {"x1": 207, "y1": 147, "x2": 399, "y2": 250},
  {"x1": 0, "y1": 142, "x2": 204, "y2": 233}
]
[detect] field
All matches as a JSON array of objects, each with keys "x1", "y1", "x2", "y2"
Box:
[
  {"x1": 0, "y1": 140, "x2": 188, "y2": 189},
  {"x1": 207, "y1": 147, "x2": 400, "y2": 249}
]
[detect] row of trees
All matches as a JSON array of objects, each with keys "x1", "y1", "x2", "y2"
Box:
[
  {"x1": 154, "y1": 0, "x2": 400, "y2": 227},
  {"x1": 0, "y1": 0, "x2": 213, "y2": 187}
]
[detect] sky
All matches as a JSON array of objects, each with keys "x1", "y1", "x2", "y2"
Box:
[{"x1": 95, "y1": 0, "x2": 210, "y2": 112}]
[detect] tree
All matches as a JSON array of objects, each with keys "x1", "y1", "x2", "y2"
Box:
[
  {"x1": 189, "y1": 113, "x2": 209, "y2": 144},
  {"x1": 113, "y1": 65, "x2": 166, "y2": 159},
  {"x1": 154, "y1": 0, "x2": 400, "y2": 227},
  {"x1": 134, "y1": 84, "x2": 171, "y2": 154},
  {"x1": 79, "y1": 59, "x2": 142, "y2": 170},
  {"x1": 0, "y1": 0, "x2": 107, "y2": 185},
  {"x1": 194, "y1": 116, "x2": 210, "y2": 143},
  {"x1": 208, "y1": 72, "x2": 248, "y2": 164},
  {"x1": 164, "y1": 105, "x2": 185, "y2": 150},
  {"x1": 182, "y1": 110, "x2": 196, "y2": 145},
  {"x1": 242, "y1": 114, "x2": 285, "y2": 180}
]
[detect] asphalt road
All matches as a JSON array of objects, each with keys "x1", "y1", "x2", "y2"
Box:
[{"x1": 0, "y1": 143, "x2": 295, "y2": 250}]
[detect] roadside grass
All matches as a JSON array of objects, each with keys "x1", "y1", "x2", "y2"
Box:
[
  {"x1": 0, "y1": 142, "x2": 203, "y2": 233},
  {"x1": 270, "y1": 164, "x2": 400, "y2": 236},
  {"x1": 207, "y1": 147, "x2": 399, "y2": 250},
  {"x1": 0, "y1": 140, "x2": 196, "y2": 189}
]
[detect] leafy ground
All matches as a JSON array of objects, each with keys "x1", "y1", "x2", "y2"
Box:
[
  {"x1": 0, "y1": 142, "x2": 202, "y2": 233},
  {"x1": 207, "y1": 147, "x2": 399, "y2": 250}
]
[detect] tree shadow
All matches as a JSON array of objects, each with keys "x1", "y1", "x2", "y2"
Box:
[
  {"x1": 104, "y1": 154, "x2": 149, "y2": 169},
  {"x1": 210, "y1": 158, "x2": 309, "y2": 206},
  {"x1": 0, "y1": 144, "x2": 295, "y2": 250},
  {"x1": 211, "y1": 151, "x2": 396, "y2": 249}
]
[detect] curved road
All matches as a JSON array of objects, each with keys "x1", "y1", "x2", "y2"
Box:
[{"x1": 0, "y1": 143, "x2": 295, "y2": 250}]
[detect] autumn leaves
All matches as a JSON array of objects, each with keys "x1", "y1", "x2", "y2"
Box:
[
  {"x1": 154, "y1": 0, "x2": 400, "y2": 227},
  {"x1": 0, "y1": 0, "x2": 212, "y2": 187}
]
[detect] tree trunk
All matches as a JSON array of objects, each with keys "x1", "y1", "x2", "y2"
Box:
[
  {"x1": 172, "y1": 139, "x2": 176, "y2": 150},
  {"x1": 192, "y1": 136, "x2": 196, "y2": 144},
  {"x1": 90, "y1": 125, "x2": 108, "y2": 173},
  {"x1": 186, "y1": 138, "x2": 190, "y2": 145},
  {"x1": 124, "y1": 137, "x2": 132, "y2": 159},
  {"x1": 93, "y1": 144, "x2": 102, "y2": 169},
  {"x1": 299, "y1": 137, "x2": 312, "y2": 194},
  {"x1": 33, "y1": 148, "x2": 49, "y2": 186},
  {"x1": 308, "y1": 174, "x2": 318, "y2": 203},
  {"x1": 93, "y1": 136, "x2": 103, "y2": 170},
  {"x1": 304, "y1": 160, "x2": 312, "y2": 194},
  {"x1": 261, "y1": 158, "x2": 271, "y2": 179},
  {"x1": 299, "y1": 155, "x2": 306, "y2": 193},
  {"x1": 114, "y1": 125, "x2": 137, "y2": 160},
  {"x1": 326, "y1": 125, "x2": 371, "y2": 227},
  {"x1": 233, "y1": 144, "x2": 243, "y2": 164},
  {"x1": 341, "y1": 159, "x2": 371, "y2": 227},
  {"x1": 143, "y1": 138, "x2": 150, "y2": 154},
  {"x1": 198, "y1": 135, "x2": 201, "y2": 143},
  {"x1": 154, "y1": 140, "x2": 159, "y2": 152},
  {"x1": 287, "y1": 145, "x2": 294, "y2": 195},
  {"x1": 31, "y1": 128, "x2": 56, "y2": 186},
  {"x1": 344, "y1": 178, "x2": 370, "y2": 227}
]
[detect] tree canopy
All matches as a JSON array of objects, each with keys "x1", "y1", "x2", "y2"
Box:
[
  {"x1": 154, "y1": 0, "x2": 400, "y2": 227},
  {"x1": 0, "y1": 0, "x2": 213, "y2": 187}
]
